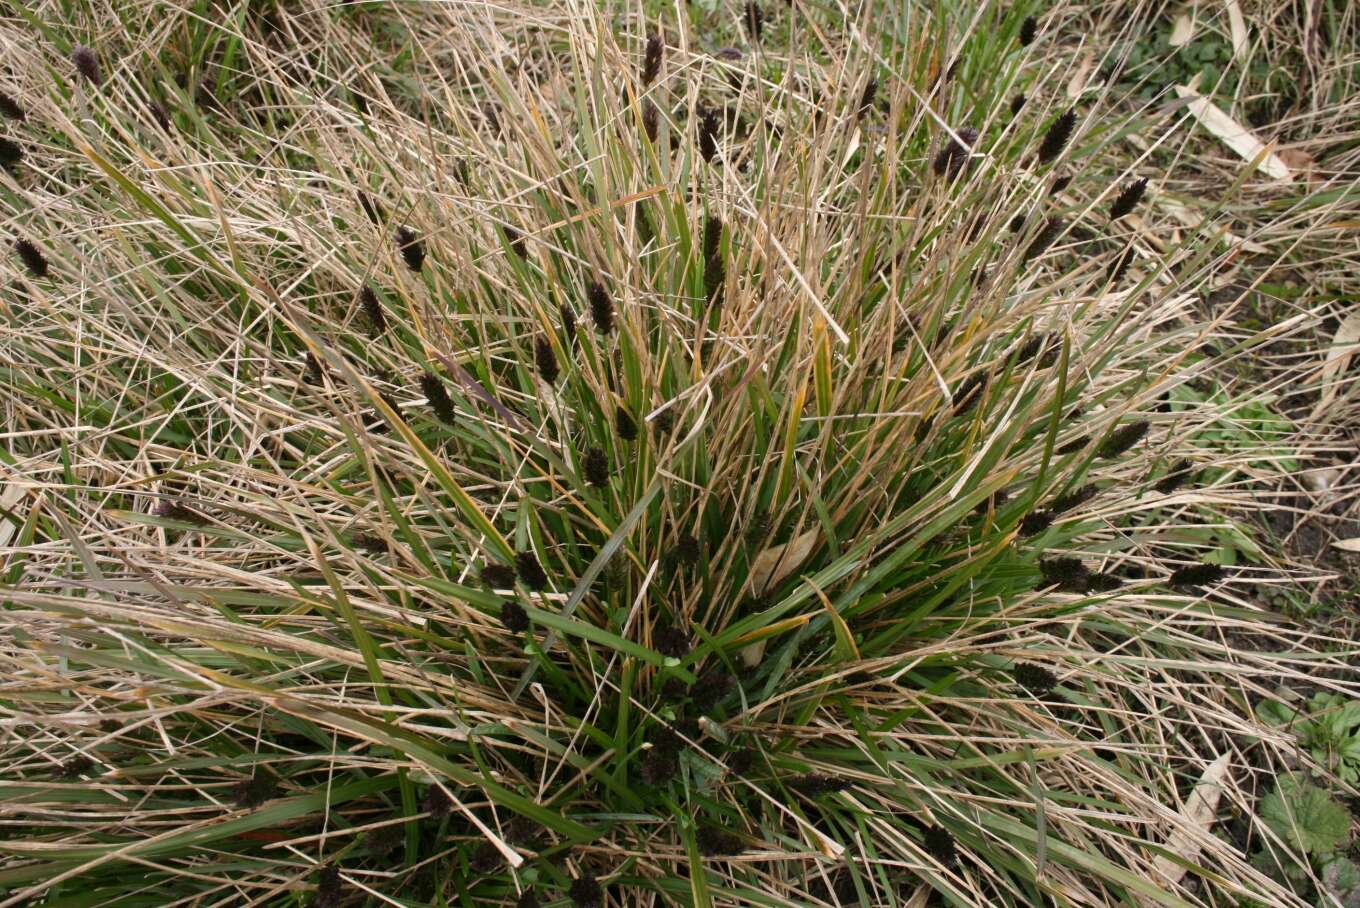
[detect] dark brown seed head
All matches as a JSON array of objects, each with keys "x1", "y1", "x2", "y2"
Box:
[
  {"x1": 1097, "y1": 420, "x2": 1149, "y2": 458},
  {"x1": 514, "y1": 551, "x2": 548, "y2": 590},
  {"x1": 642, "y1": 33, "x2": 663, "y2": 86},
  {"x1": 1109, "y1": 177, "x2": 1149, "y2": 220},
  {"x1": 952, "y1": 373, "x2": 987, "y2": 413},
  {"x1": 395, "y1": 225, "x2": 425, "y2": 272},
  {"x1": 1109, "y1": 244, "x2": 1135, "y2": 286},
  {"x1": 1056, "y1": 435, "x2": 1089, "y2": 455},
  {"x1": 698, "y1": 827, "x2": 744, "y2": 856},
  {"x1": 1036, "y1": 110, "x2": 1077, "y2": 165},
  {"x1": 615, "y1": 405, "x2": 637, "y2": 441},
  {"x1": 859, "y1": 76, "x2": 878, "y2": 115},
  {"x1": 791, "y1": 773, "x2": 851, "y2": 795},
  {"x1": 420, "y1": 372, "x2": 456, "y2": 424},
  {"x1": 359, "y1": 286, "x2": 385, "y2": 336},
  {"x1": 422, "y1": 785, "x2": 452, "y2": 818},
  {"x1": 583, "y1": 446, "x2": 609, "y2": 487},
  {"x1": 1050, "y1": 484, "x2": 1096, "y2": 513},
  {"x1": 155, "y1": 500, "x2": 206, "y2": 525},
  {"x1": 932, "y1": 126, "x2": 978, "y2": 180},
  {"x1": 1169, "y1": 563, "x2": 1225, "y2": 589},
  {"x1": 315, "y1": 867, "x2": 343, "y2": 908},
  {"x1": 923, "y1": 824, "x2": 958, "y2": 867},
  {"x1": 500, "y1": 600, "x2": 529, "y2": 633},
  {"x1": 1155, "y1": 458, "x2": 1195, "y2": 494},
  {"x1": 304, "y1": 352, "x2": 324, "y2": 385},
  {"x1": 365, "y1": 822, "x2": 403, "y2": 857},
  {"x1": 1086, "y1": 571, "x2": 1123, "y2": 592},
  {"x1": 147, "y1": 98, "x2": 171, "y2": 131},
  {"x1": 72, "y1": 46, "x2": 102, "y2": 86},
  {"x1": 1013, "y1": 662, "x2": 1058, "y2": 696},
  {"x1": 14, "y1": 238, "x2": 48, "y2": 278},
  {"x1": 654, "y1": 626, "x2": 692, "y2": 659},
  {"x1": 481, "y1": 562, "x2": 517, "y2": 588},
  {"x1": 642, "y1": 98, "x2": 659, "y2": 142},
  {"x1": 1050, "y1": 173, "x2": 1072, "y2": 195},
  {"x1": 1023, "y1": 217, "x2": 1064, "y2": 263},
  {"x1": 503, "y1": 225, "x2": 527, "y2": 258},
  {"x1": 358, "y1": 191, "x2": 384, "y2": 225},
  {"x1": 702, "y1": 214, "x2": 725, "y2": 300},
  {"x1": 1039, "y1": 557, "x2": 1091, "y2": 592},
  {"x1": 568, "y1": 874, "x2": 603, "y2": 908},
  {"x1": 534, "y1": 336, "x2": 559, "y2": 385},
  {"x1": 727, "y1": 746, "x2": 754, "y2": 775},
  {"x1": 673, "y1": 532, "x2": 701, "y2": 566},
  {"x1": 1010, "y1": 93, "x2": 1026, "y2": 116},
  {"x1": 692, "y1": 668, "x2": 734, "y2": 709},
  {"x1": 1019, "y1": 510, "x2": 1053, "y2": 537},
  {"x1": 232, "y1": 774, "x2": 278, "y2": 808},
  {"x1": 1019, "y1": 15, "x2": 1037, "y2": 46},
  {"x1": 653, "y1": 409, "x2": 676, "y2": 439},
  {"x1": 698, "y1": 106, "x2": 721, "y2": 163},
  {"x1": 640, "y1": 746, "x2": 678, "y2": 785},
  {"x1": 559, "y1": 303, "x2": 578, "y2": 340},
  {"x1": 58, "y1": 755, "x2": 94, "y2": 779},
  {"x1": 1014, "y1": 333, "x2": 1048, "y2": 364},
  {"x1": 0, "y1": 137, "x2": 22, "y2": 170},
  {"x1": 702, "y1": 214, "x2": 723, "y2": 262},
  {"x1": 588, "y1": 280, "x2": 614, "y2": 333},
  {"x1": 0, "y1": 91, "x2": 25, "y2": 121},
  {"x1": 469, "y1": 840, "x2": 499, "y2": 873},
  {"x1": 744, "y1": 1, "x2": 764, "y2": 41}
]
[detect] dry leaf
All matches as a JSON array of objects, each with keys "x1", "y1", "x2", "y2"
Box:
[
  {"x1": 1332, "y1": 538, "x2": 1360, "y2": 554},
  {"x1": 748, "y1": 529, "x2": 819, "y2": 595},
  {"x1": 1169, "y1": 8, "x2": 1196, "y2": 47},
  {"x1": 0, "y1": 482, "x2": 24, "y2": 549},
  {"x1": 902, "y1": 885, "x2": 931, "y2": 908},
  {"x1": 1159, "y1": 199, "x2": 1268, "y2": 253},
  {"x1": 1066, "y1": 50, "x2": 1096, "y2": 99},
  {"x1": 1311, "y1": 309, "x2": 1360, "y2": 418},
  {"x1": 1225, "y1": 0, "x2": 1248, "y2": 61},
  {"x1": 1150, "y1": 753, "x2": 1231, "y2": 887},
  {"x1": 1174, "y1": 85, "x2": 1292, "y2": 180},
  {"x1": 1278, "y1": 148, "x2": 1320, "y2": 182},
  {"x1": 739, "y1": 638, "x2": 767, "y2": 668}
]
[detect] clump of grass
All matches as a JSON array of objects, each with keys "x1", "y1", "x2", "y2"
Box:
[{"x1": 0, "y1": 5, "x2": 1340, "y2": 908}]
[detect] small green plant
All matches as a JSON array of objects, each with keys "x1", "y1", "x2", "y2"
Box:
[
  {"x1": 1259, "y1": 694, "x2": 1360, "y2": 784},
  {"x1": 1252, "y1": 773, "x2": 1356, "y2": 904}
]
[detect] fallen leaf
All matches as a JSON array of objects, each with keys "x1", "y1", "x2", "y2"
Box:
[
  {"x1": 1150, "y1": 753, "x2": 1231, "y2": 887},
  {"x1": 1278, "y1": 148, "x2": 1320, "y2": 182},
  {"x1": 1225, "y1": 0, "x2": 1249, "y2": 61},
  {"x1": 1174, "y1": 85, "x2": 1292, "y2": 181},
  {"x1": 1159, "y1": 199, "x2": 1268, "y2": 253},
  {"x1": 1170, "y1": 8, "x2": 1196, "y2": 47},
  {"x1": 902, "y1": 885, "x2": 931, "y2": 908},
  {"x1": 748, "y1": 529, "x2": 819, "y2": 596},
  {"x1": 739, "y1": 639, "x2": 767, "y2": 668},
  {"x1": 0, "y1": 482, "x2": 25, "y2": 549},
  {"x1": 1066, "y1": 50, "x2": 1096, "y2": 99},
  {"x1": 1312, "y1": 309, "x2": 1360, "y2": 418},
  {"x1": 1332, "y1": 538, "x2": 1360, "y2": 554}
]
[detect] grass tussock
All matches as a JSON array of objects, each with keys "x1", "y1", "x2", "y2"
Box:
[{"x1": 0, "y1": 1, "x2": 1354, "y2": 907}]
